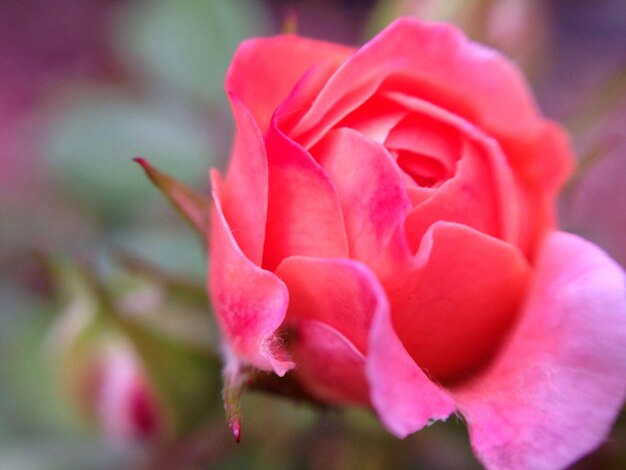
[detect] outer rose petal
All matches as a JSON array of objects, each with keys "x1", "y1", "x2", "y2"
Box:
[
  {"x1": 289, "y1": 320, "x2": 369, "y2": 406},
  {"x1": 276, "y1": 257, "x2": 389, "y2": 405},
  {"x1": 276, "y1": 256, "x2": 386, "y2": 353},
  {"x1": 291, "y1": 18, "x2": 539, "y2": 149},
  {"x1": 220, "y1": 96, "x2": 269, "y2": 264},
  {"x1": 454, "y1": 232, "x2": 626, "y2": 470},
  {"x1": 263, "y1": 120, "x2": 349, "y2": 271},
  {"x1": 393, "y1": 222, "x2": 530, "y2": 384},
  {"x1": 514, "y1": 122, "x2": 573, "y2": 257},
  {"x1": 367, "y1": 293, "x2": 455, "y2": 438},
  {"x1": 209, "y1": 171, "x2": 294, "y2": 376},
  {"x1": 226, "y1": 35, "x2": 352, "y2": 133}
]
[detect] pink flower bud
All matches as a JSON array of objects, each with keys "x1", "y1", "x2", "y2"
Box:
[{"x1": 78, "y1": 344, "x2": 166, "y2": 443}]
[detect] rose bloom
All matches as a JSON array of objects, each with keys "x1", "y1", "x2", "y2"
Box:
[{"x1": 208, "y1": 19, "x2": 626, "y2": 469}]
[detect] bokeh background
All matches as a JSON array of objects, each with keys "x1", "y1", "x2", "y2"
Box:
[{"x1": 1, "y1": 0, "x2": 624, "y2": 468}]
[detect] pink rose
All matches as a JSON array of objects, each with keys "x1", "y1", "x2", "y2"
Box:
[{"x1": 208, "y1": 19, "x2": 626, "y2": 469}]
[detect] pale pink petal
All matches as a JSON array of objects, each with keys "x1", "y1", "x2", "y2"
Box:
[
  {"x1": 219, "y1": 96, "x2": 268, "y2": 264},
  {"x1": 226, "y1": 35, "x2": 352, "y2": 133},
  {"x1": 312, "y1": 128, "x2": 413, "y2": 277},
  {"x1": 290, "y1": 320, "x2": 369, "y2": 406},
  {"x1": 393, "y1": 222, "x2": 530, "y2": 384},
  {"x1": 209, "y1": 171, "x2": 293, "y2": 376},
  {"x1": 367, "y1": 292, "x2": 455, "y2": 438},
  {"x1": 454, "y1": 232, "x2": 626, "y2": 470},
  {"x1": 263, "y1": 121, "x2": 348, "y2": 271}
]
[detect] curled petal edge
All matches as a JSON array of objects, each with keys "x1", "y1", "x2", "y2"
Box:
[
  {"x1": 209, "y1": 170, "x2": 294, "y2": 376},
  {"x1": 454, "y1": 232, "x2": 626, "y2": 470},
  {"x1": 366, "y1": 284, "x2": 456, "y2": 438},
  {"x1": 290, "y1": 319, "x2": 370, "y2": 406}
]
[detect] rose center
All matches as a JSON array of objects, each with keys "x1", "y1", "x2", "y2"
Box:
[
  {"x1": 393, "y1": 149, "x2": 453, "y2": 188},
  {"x1": 383, "y1": 113, "x2": 462, "y2": 188}
]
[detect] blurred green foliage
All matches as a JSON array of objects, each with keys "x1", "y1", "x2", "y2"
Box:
[
  {"x1": 46, "y1": 88, "x2": 213, "y2": 221},
  {"x1": 1, "y1": 0, "x2": 270, "y2": 467},
  {"x1": 114, "y1": 0, "x2": 269, "y2": 106}
]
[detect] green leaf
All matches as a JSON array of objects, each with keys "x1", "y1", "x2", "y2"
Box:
[
  {"x1": 113, "y1": 0, "x2": 270, "y2": 105},
  {"x1": 45, "y1": 88, "x2": 213, "y2": 222}
]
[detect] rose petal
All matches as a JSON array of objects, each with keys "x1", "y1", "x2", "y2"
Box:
[
  {"x1": 219, "y1": 96, "x2": 269, "y2": 264},
  {"x1": 334, "y1": 94, "x2": 408, "y2": 144},
  {"x1": 503, "y1": 118, "x2": 573, "y2": 196},
  {"x1": 385, "y1": 92, "x2": 522, "y2": 251},
  {"x1": 312, "y1": 128, "x2": 413, "y2": 278},
  {"x1": 285, "y1": 19, "x2": 571, "y2": 255},
  {"x1": 276, "y1": 256, "x2": 390, "y2": 406},
  {"x1": 384, "y1": 113, "x2": 462, "y2": 174},
  {"x1": 367, "y1": 290, "x2": 455, "y2": 438},
  {"x1": 276, "y1": 256, "x2": 386, "y2": 353},
  {"x1": 290, "y1": 19, "x2": 540, "y2": 150},
  {"x1": 513, "y1": 123, "x2": 573, "y2": 256},
  {"x1": 274, "y1": 59, "x2": 350, "y2": 135},
  {"x1": 226, "y1": 35, "x2": 352, "y2": 133},
  {"x1": 209, "y1": 171, "x2": 294, "y2": 376},
  {"x1": 453, "y1": 232, "x2": 626, "y2": 470},
  {"x1": 290, "y1": 319, "x2": 369, "y2": 406},
  {"x1": 404, "y1": 138, "x2": 515, "y2": 252},
  {"x1": 262, "y1": 120, "x2": 349, "y2": 271},
  {"x1": 393, "y1": 222, "x2": 531, "y2": 384}
]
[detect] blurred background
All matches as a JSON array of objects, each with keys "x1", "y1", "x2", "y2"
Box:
[{"x1": 0, "y1": 0, "x2": 624, "y2": 468}]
